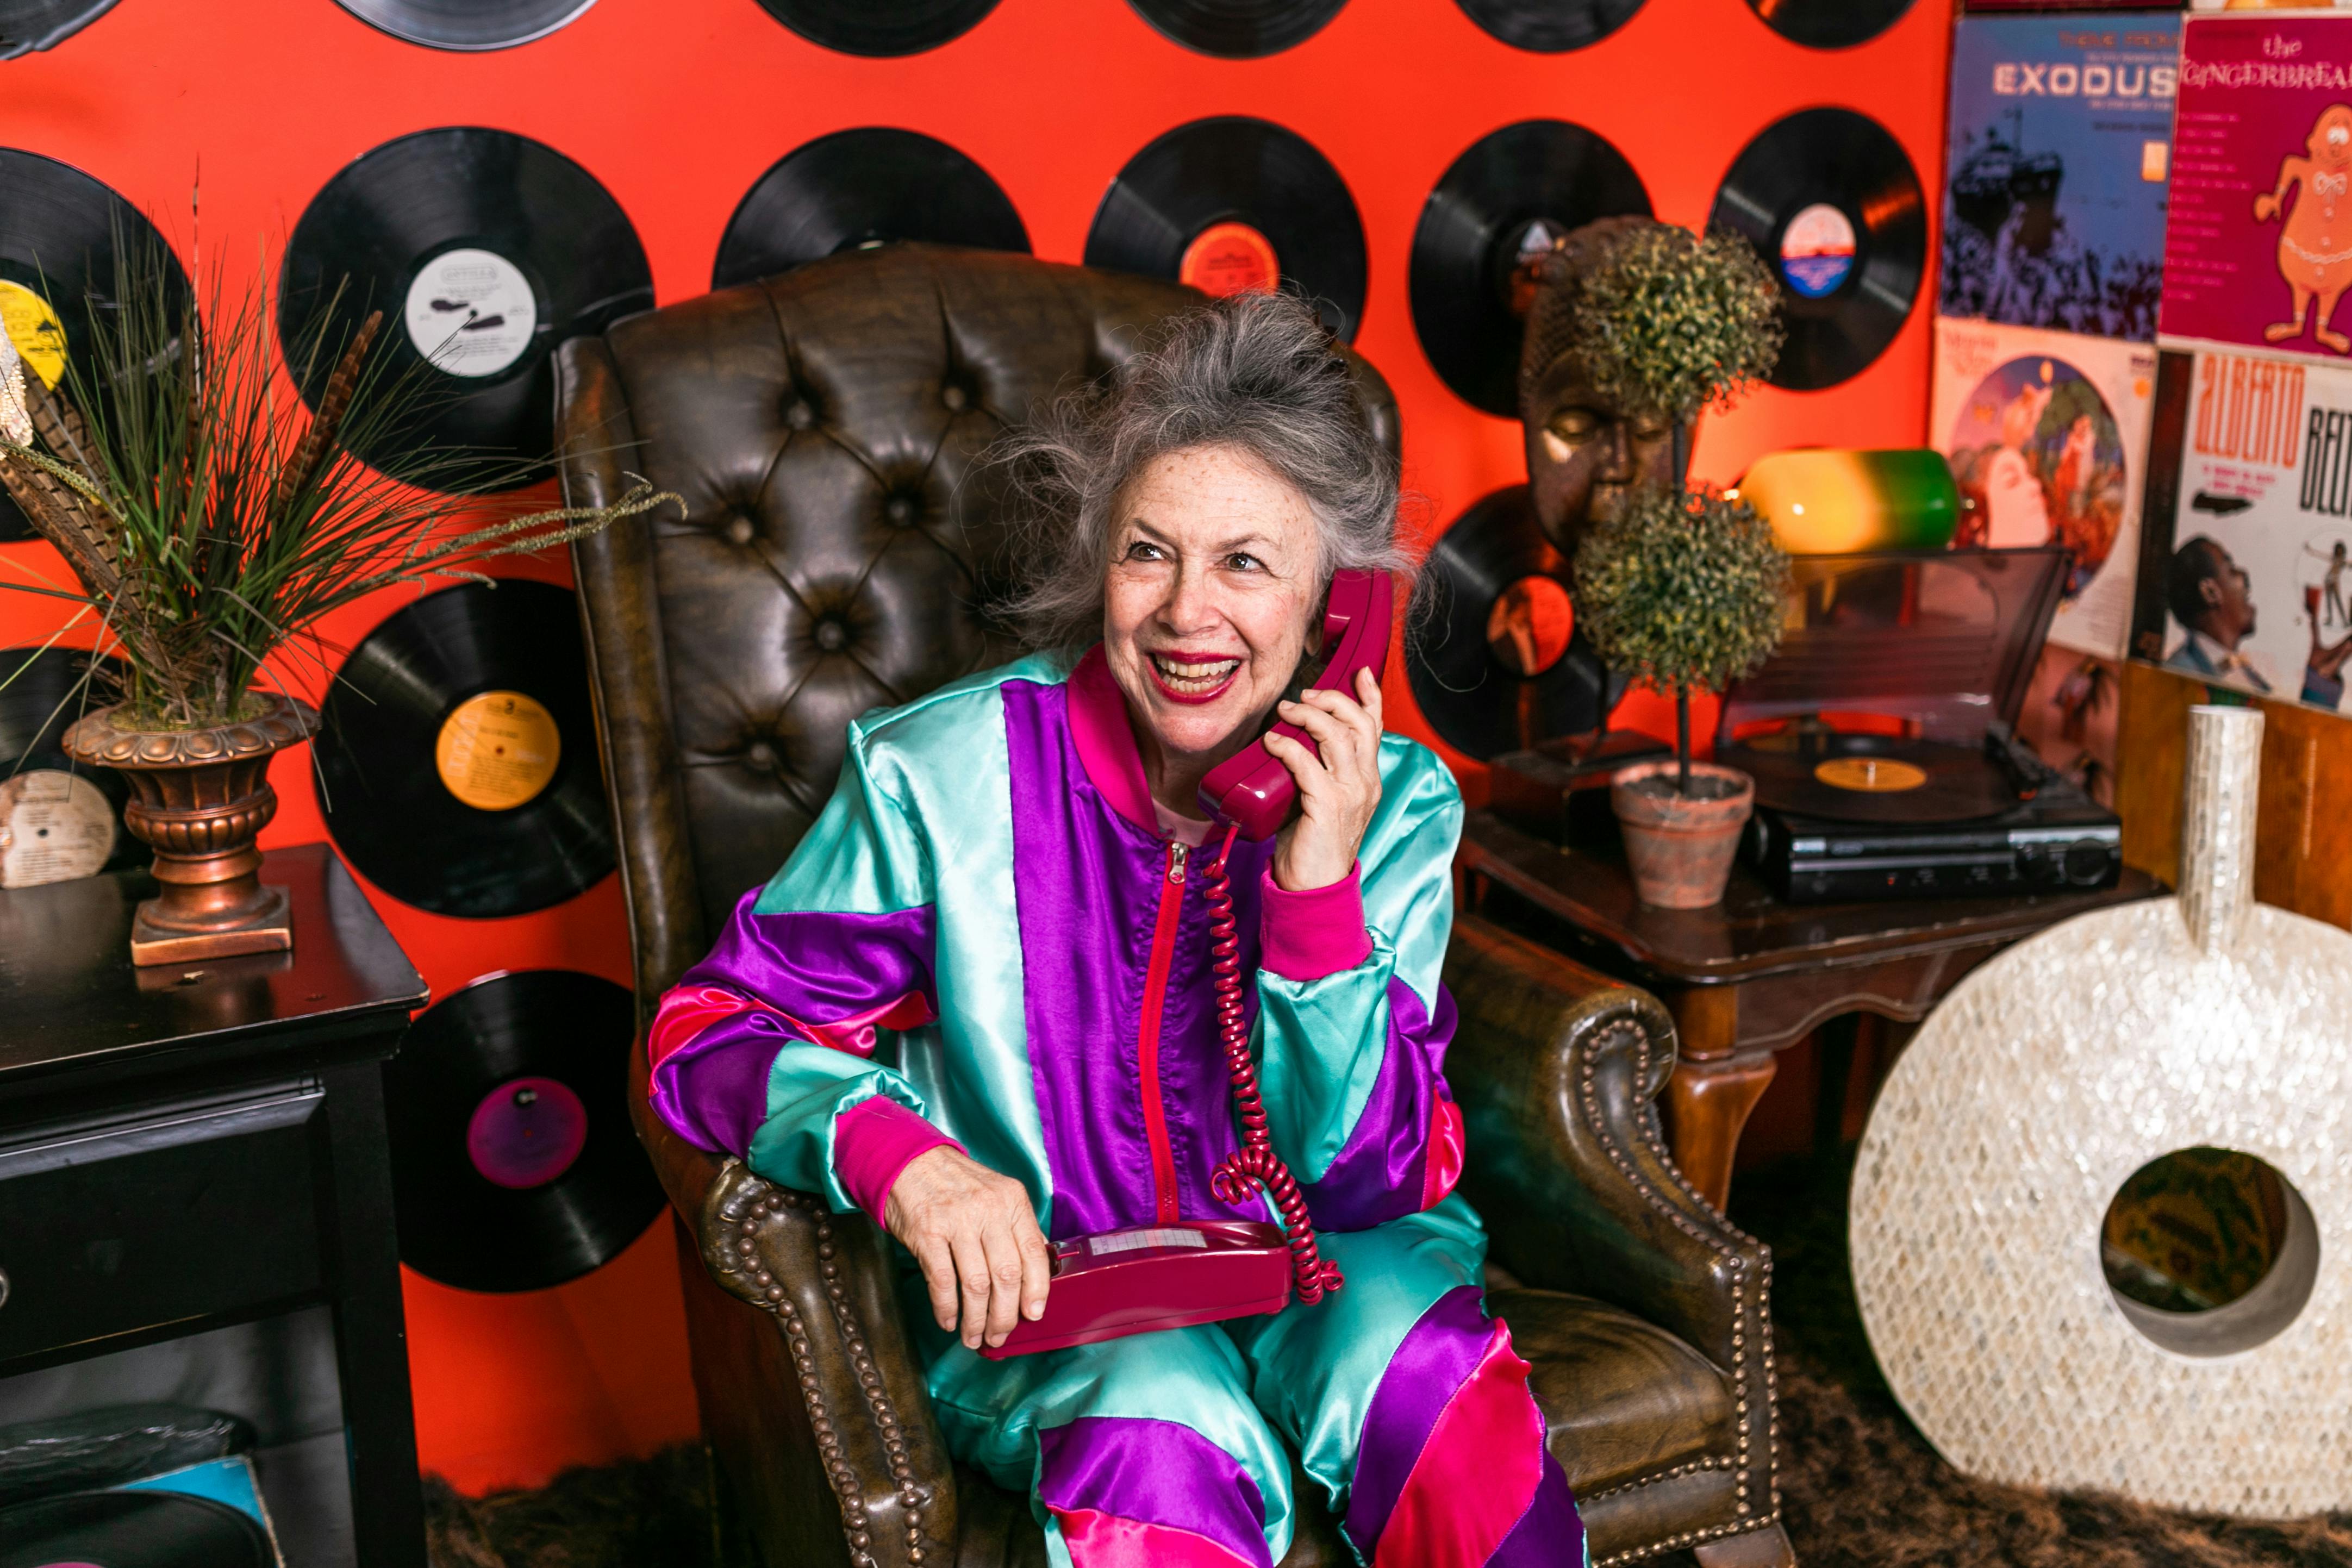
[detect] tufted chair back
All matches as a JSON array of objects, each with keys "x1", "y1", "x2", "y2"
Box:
[{"x1": 554, "y1": 243, "x2": 1398, "y2": 1028}]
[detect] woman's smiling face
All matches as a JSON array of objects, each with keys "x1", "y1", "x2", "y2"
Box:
[{"x1": 1101, "y1": 443, "x2": 1322, "y2": 780}]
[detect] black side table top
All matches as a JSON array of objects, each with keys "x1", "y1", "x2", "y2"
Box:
[{"x1": 0, "y1": 843, "x2": 427, "y2": 1098}]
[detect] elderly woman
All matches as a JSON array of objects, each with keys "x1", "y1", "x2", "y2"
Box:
[{"x1": 645, "y1": 292, "x2": 1583, "y2": 1568}]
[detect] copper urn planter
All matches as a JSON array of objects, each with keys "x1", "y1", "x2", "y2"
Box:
[{"x1": 63, "y1": 694, "x2": 320, "y2": 965}]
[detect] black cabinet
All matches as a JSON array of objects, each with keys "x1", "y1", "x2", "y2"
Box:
[{"x1": 0, "y1": 844, "x2": 428, "y2": 1567}]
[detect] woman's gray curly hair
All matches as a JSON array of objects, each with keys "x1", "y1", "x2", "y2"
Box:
[{"x1": 991, "y1": 289, "x2": 1413, "y2": 651}]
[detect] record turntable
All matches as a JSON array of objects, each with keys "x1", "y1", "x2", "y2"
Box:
[{"x1": 1718, "y1": 545, "x2": 2121, "y2": 903}]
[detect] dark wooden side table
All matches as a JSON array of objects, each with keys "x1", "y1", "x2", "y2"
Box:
[
  {"x1": 1458, "y1": 810, "x2": 2161, "y2": 1213},
  {"x1": 0, "y1": 843, "x2": 428, "y2": 1567}
]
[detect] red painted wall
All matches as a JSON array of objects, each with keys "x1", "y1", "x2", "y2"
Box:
[{"x1": 0, "y1": 0, "x2": 1950, "y2": 1491}]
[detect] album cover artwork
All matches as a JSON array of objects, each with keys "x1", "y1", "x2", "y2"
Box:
[
  {"x1": 1941, "y1": 12, "x2": 2179, "y2": 342},
  {"x1": 1932, "y1": 317, "x2": 2157, "y2": 658},
  {"x1": 2162, "y1": 13, "x2": 2352, "y2": 362},
  {"x1": 2136, "y1": 348, "x2": 2352, "y2": 714},
  {"x1": 2013, "y1": 643, "x2": 2123, "y2": 809}
]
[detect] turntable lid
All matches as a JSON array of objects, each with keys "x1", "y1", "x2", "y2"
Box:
[{"x1": 1718, "y1": 546, "x2": 2066, "y2": 744}]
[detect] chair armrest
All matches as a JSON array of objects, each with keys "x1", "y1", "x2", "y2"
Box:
[
  {"x1": 1444, "y1": 913, "x2": 1770, "y2": 1375},
  {"x1": 628, "y1": 1033, "x2": 958, "y2": 1564},
  {"x1": 555, "y1": 335, "x2": 706, "y2": 1020}
]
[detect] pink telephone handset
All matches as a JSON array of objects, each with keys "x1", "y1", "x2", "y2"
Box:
[
  {"x1": 1196, "y1": 568, "x2": 1396, "y2": 841},
  {"x1": 983, "y1": 571, "x2": 1393, "y2": 1360}
]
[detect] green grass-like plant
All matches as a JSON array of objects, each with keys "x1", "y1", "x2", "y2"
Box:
[
  {"x1": 0, "y1": 229, "x2": 669, "y2": 730},
  {"x1": 1575, "y1": 484, "x2": 1789, "y2": 794},
  {"x1": 1570, "y1": 225, "x2": 1783, "y2": 425}
]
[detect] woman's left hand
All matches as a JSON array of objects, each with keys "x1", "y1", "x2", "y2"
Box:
[{"x1": 1263, "y1": 666, "x2": 1383, "y2": 892}]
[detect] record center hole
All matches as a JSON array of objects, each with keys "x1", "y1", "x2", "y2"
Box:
[
  {"x1": 2101, "y1": 1147, "x2": 2318, "y2": 1358},
  {"x1": 1485, "y1": 576, "x2": 1575, "y2": 677}
]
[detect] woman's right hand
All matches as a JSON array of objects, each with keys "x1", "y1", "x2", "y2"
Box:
[{"x1": 884, "y1": 1146, "x2": 1053, "y2": 1351}]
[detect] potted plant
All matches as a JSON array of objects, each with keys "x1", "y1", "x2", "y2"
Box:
[
  {"x1": 1575, "y1": 484, "x2": 1789, "y2": 908},
  {"x1": 0, "y1": 235, "x2": 667, "y2": 963}
]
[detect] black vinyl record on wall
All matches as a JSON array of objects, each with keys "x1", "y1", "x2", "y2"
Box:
[
  {"x1": 713, "y1": 128, "x2": 1030, "y2": 291},
  {"x1": 385, "y1": 970, "x2": 663, "y2": 1292},
  {"x1": 277, "y1": 127, "x2": 652, "y2": 491},
  {"x1": 1127, "y1": 0, "x2": 1347, "y2": 57},
  {"x1": 332, "y1": 0, "x2": 599, "y2": 50},
  {"x1": 1707, "y1": 108, "x2": 1925, "y2": 391},
  {"x1": 0, "y1": 148, "x2": 188, "y2": 543},
  {"x1": 0, "y1": 0, "x2": 114, "y2": 59},
  {"x1": 1744, "y1": 0, "x2": 1913, "y2": 49},
  {"x1": 0, "y1": 646, "x2": 143, "y2": 886},
  {"x1": 1087, "y1": 117, "x2": 1368, "y2": 341},
  {"x1": 756, "y1": 0, "x2": 998, "y2": 55},
  {"x1": 1410, "y1": 121, "x2": 1651, "y2": 417},
  {"x1": 313, "y1": 579, "x2": 614, "y2": 919},
  {"x1": 1453, "y1": 0, "x2": 1644, "y2": 53}
]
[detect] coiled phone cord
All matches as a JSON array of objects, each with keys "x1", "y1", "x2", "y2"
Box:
[{"x1": 1200, "y1": 823, "x2": 1344, "y2": 1305}]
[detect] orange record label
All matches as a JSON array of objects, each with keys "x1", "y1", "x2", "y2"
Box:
[
  {"x1": 1814, "y1": 757, "x2": 1928, "y2": 793},
  {"x1": 1180, "y1": 222, "x2": 1280, "y2": 298},
  {"x1": 436, "y1": 690, "x2": 560, "y2": 812}
]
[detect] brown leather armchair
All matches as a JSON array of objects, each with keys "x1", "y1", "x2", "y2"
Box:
[{"x1": 553, "y1": 243, "x2": 1791, "y2": 1568}]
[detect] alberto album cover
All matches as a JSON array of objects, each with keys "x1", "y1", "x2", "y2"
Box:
[{"x1": 1941, "y1": 11, "x2": 2179, "y2": 341}]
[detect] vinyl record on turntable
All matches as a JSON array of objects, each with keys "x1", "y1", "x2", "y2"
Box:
[
  {"x1": 1729, "y1": 731, "x2": 2017, "y2": 824},
  {"x1": 0, "y1": 149, "x2": 189, "y2": 542},
  {"x1": 713, "y1": 128, "x2": 1029, "y2": 291},
  {"x1": 277, "y1": 127, "x2": 652, "y2": 490},
  {"x1": 330, "y1": 0, "x2": 599, "y2": 49},
  {"x1": 1452, "y1": 0, "x2": 1644, "y2": 53},
  {"x1": 1126, "y1": 0, "x2": 1347, "y2": 57},
  {"x1": 0, "y1": 0, "x2": 115, "y2": 59},
  {"x1": 385, "y1": 970, "x2": 663, "y2": 1292},
  {"x1": 1406, "y1": 485, "x2": 1615, "y2": 760},
  {"x1": 1743, "y1": 0, "x2": 1912, "y2": 50},
  {"x1": 1410, "y1": 120, "x2": 1651, "y2": 415},
  {"x1": 754, "y1": 0, "x2": 999, "y2": 55},
  {"x1": 0, "y1": 646, "x2": 142, "y2": 888},
  {"x1": 1706, "y1": 109, "x2": 1924, "y2": 391},
  {"x1": 1087, "y1": 117, "x2": 1367, "y2": 341},
  {"x1": 0, "y1": 1489, "x2": 273, "y2": 1568},
  {"x1": 313, "y1": 580, "x2": 614, "y2": 919}
]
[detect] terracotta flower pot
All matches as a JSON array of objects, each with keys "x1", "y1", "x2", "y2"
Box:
[
  {"x1": 1611, "y1": 760, "x2": 1755, "y2": 909},
  {"x1": 63, "y1": 694, "x2": 319, "y2": 965}
]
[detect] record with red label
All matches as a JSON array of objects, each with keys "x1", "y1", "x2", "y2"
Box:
[
  {"x1": 0, "y1": 149, "x2": 189, "y2": 543},
  {"x1": 754, "y1": 0, "x2": 998, "y2": 55},
  {"x1": 277, "y1": 127, "x2": 652, "y2": 491},
  {"x1": 1126, "y1": 0, "x2": 1347, "y2": 57},
  {"x1": 385, "y1": 969, "x2": 663, "y2": 1292},
  {"x1": 1452, "y1": 0, "x2": 1644, "y2": 52},
  {"x1": 313, "y1": 579, "x2": 614, "y2": 919},
  {"x1": 1707, "y1": 108, "x2": 1924, "y2": 391},
  {"x1": 1409, "y1": 120, "x2": 1652, "y2": 416},
  {"x1": 331, "y1": 0, "x2": 599, "y2": 49},
  {"x1": 0, "y1": 0, "x2": 115, "y2": 59},
  {"x1": 0, "y1": 1489, "x2": 273, "y2": 1568},
  {"x1": 1085, "y1": 116, "x2": 1367, "y2": 341},
  {"x1": 713, "y1": 128, "x2": 1029, "y2": 291}
]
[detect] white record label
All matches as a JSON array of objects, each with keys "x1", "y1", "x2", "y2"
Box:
[
  {"x1": 403, "y1": 247, "x2": 538, "y2": 378},
  {"x1": 0, "y1": 769, "x2": 114, "y2": 888}
]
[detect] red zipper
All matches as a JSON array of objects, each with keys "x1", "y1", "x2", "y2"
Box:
[{"x1": 1136, "y1": 841, "x2": 1187, "y2": 1225}]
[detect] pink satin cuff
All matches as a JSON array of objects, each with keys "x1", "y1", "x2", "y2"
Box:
[
  {"x1": 835, "y1": 1097, "x2": 962, "y2": 1225},
  {"x1": 1257, "y1": 863, "x2": 1373, "y2": 982}
]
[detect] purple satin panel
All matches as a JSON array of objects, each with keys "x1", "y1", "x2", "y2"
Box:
[
  {"x1": 1037, "y1": 1417, "x2": 1271, "y2": 1568},
  {"x1": 677, "y1": 891, "x2": 939, "y2": 1027},
  {"x1": 1001, "y1": 679, "x2": 1271, "y2": 1238},
  {"x1": 654, "y1": 1008, "x2": 797, "y2": 1154},
  {"x1": 1343, "y1": 1284, "x2": 1492, "y2": 1558},
  {"x1": 1300, "y1": 981, "x2": 1458, "y2": 1232},
  {"x1": 1489, "y1": 1452, "x2": 1586, "y2": 1567}
]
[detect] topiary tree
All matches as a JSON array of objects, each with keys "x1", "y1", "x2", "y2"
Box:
[{"x1": 1575, "y1": 484, "x2": 1790, "y2": 795}]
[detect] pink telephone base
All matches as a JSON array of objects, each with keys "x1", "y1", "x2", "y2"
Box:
[{"x1": 976, "y1": 1220, "x2": 1295, "y2": 1359}]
